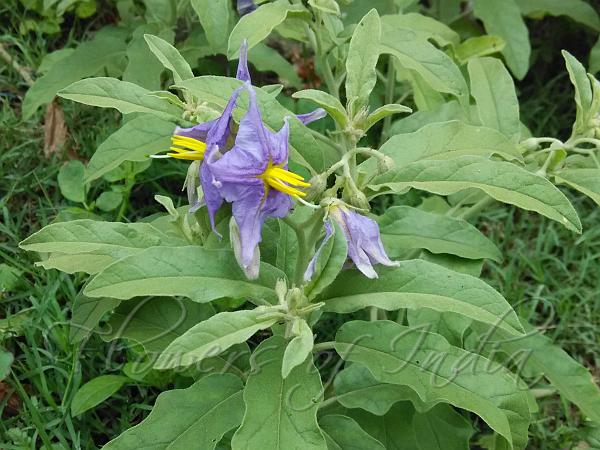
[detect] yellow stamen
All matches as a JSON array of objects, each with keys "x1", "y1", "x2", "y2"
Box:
[
  {"x1": 258, "y1": 161, "x2": 310, "y2": 197},
  {"x1": 163, "y1": 135, "x2": 207, "y2": 161}
]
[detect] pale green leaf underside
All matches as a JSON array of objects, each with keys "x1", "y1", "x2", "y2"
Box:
[
  {"x1": 335, "y1": 321, "x2": 530, "y2": 450},
  {"x1": 84, "y1": 247, "x2": 284, "y2": 303},
  {"x1": 103, "y1": 374, "x2": 244, "y2": 450},
  {"x1": 321, "y1": 259, "x2": 524, "y2": 336},
  {"x1": 368, "y1": 156, "x2": 581, "y2": 233},
  {"x1": 555, "y1": 168, "x2": 600, "y2": 206}
]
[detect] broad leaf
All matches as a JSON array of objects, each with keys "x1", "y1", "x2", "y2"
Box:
[
  {"x1": 516, "y1": 0, "x2": 600, "y2": 31},
  {"x1": 320, "y1": 415, "x2": 385, "y2": 450},
  {"x1": 144, "y1": 34, "x2": 195, "y2": 84},
  {"x1": 478, "y1": 323, "x2": 600, "y2": 423},
  {"x1": 380, "y1": 18, "x2": 468, "y2": 105},
  {"x1": 368, "y1": 156, "x2": 582, "y2": 233},
  {"x1": 20, "y1": 220, "x2": 187, "y2": 274},
  {"x1": 228, "y1": 1, "x2": 310, "y2": 58},
  {"x1": 473, "y1": 0, "x2": 531, "y2": 79},
  {"x1": 70, "y1": 295, "x2": 121, "y2": 343},
  {"x1": 281, "y1": 318, "x2": 313, "y2": 378},
  {"x1": 22, "y1": 27, "x2": 128, "y2": 119},
  {"x1": 563, "y1": 50, "x2": 599, "y2": 137},
  {"x1": 177, "y1": 76, "x2": 337, "y2": 172},
  {"x1": 365, "y1": 104, "x2": 412, "y2": 131},
  {"x1": 335, "y1": 321, "x2": 530, "y2": 450},
  {"x1": 123, "y1": 25, "x2": 169, "y2": 91},
  {"x1": 555, "y1": 168, "x2": 600, "y2": 206},
  {"x1": 58, "y1": 160, "x2": 86, "y2": 203},
  {"x1": 154, "y1": 306, "x2": 283, "y2": 369},
  {"x1": 58, "y1": 77, "x2": 182, "y2": 121},
  {"x1": 321, "y1": 259, "x2": 524, "y2": 336},
  {"x1": 334, "y1": 364, "x2": 428, "y2": 415},
  {"x1": 345, "y1": 9, "x2": 381, "y2": 113},
  {"x1": 71, "y1": 375, "x2": 129, "y2": 416},
  {"x1": 412, "y1": 404, "x2": 473, "y2": 450},
  {"x1": 104, "y1": 297, "x2": 215, "y2": 353},
  {"x1": 84, "y1": 247, "x2": 284, "y2": 302},
  {"x1": 468, "y1": 57, "x2": 520, "y2": 141},
  {"x1": 454, "y1": 36, "x2": 506, "y2": 64},
  {"x1": 362, "y1": 121, "x2": 522, "y2": 180},
  {"x1": 377, "y1": 206, "x2": 501, "y2": 261},
  {"x1": 231, "y1": 335, "x2": 326, "y2": 449},
  {"x1": 103, "y1": 374, "x2": 244, "y2": 449},
  {"x1": 249, "y1": 43, "x2": 303, "y2": 89},
  {"x1": 381, "y1": 13, "x2": 460, "y2": 47},
  {"x1": 86, "y1": 115, "x2": 174, "y2": 182},
  {"x1": 191, "y1": 0, "x2": 231, "y2": 54}
]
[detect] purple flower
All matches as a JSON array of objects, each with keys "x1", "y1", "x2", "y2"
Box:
[
  {"x1": 305, "y1": 204, "x2": 398, "y2": 280},
  {"x1": 237, "y1": 0, "x2": 257, "y2": 15},
  {"x1": 203, "y1": 83, "x2": 311, "y2": 276}
]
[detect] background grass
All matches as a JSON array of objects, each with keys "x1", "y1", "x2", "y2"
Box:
[{"x1": 1, "y1": 1, "x2": 600, "y2": 449}]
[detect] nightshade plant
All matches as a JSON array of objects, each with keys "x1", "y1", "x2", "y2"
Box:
[{"x1": 19, "y1": 1, "x2": 600, "y2": 449}]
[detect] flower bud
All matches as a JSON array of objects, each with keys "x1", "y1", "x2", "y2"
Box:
[
  {"x1": 343, "y1": 182, "x2": 370, "y2": 210},
  {"x1": 377, "y1": 155, "x2": 395, "y2": 173}
]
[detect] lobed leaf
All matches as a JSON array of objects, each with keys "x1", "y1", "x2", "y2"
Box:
[{"x1": 103, "y1": 374, "x2": 244, "y2": 449}]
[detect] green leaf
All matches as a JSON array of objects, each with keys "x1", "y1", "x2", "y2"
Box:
[
  {"x1": 381, "y1": 13, "x2": 460, "y2": 48},
  {"x1": 71, "y1": 375, "x2": 129, "y2": 416},
  {"x1": 177, "y1": 76, "x2": 337, "y2": 172},
  {"x1": 320, "y1": 415, "x2": 385, "y2": 450},
  {"x1": 104, "y1": 297, "x2": 215, "y2": 353},
  {"x1": 345, "y1": 9, "x2": 381, "y2": 113},
  {"x1": 85, "y1": 115, "x2": 174, "y2": 182},
  {"x1": 468, "y1": 57, "x2": 520, "y2": 142},
  {"x1": 308, "y1": 0, "x2": 341, "y2": 16},
  {"x1": 20, "y1": 220, "x2": 187, "y2": 274},
  {"x1": 0, "y1": 350, "x2": 13, "y2": 381},
  {"x1": 591, "y1": 36, "x2": 600, "y2": 74},
  {"x1": 368, "y1": 156, "x2": 582, "y2": 233},
  {"x1": 304, "y1": 221, "x2": 348, "y2": 299},
  {"x1": 348, "y1": 403, "x2": 419, "y2": 449},
  {"x1": 154, "y1": 306, "x2": 282, "y2": 369},
  {"x1": 380, "y1": 18, "x2": 468, "y2": 105},
  {"x1": 123, "y1": 25, "x2": 169, "y2": 91},
  {"x1": 58, "y1": 160, "x2": 86, "y2": 203},
  {"x1": 70, "y1": 295, "x2": 121, "y2": 343},
  {"x1": 58, "y1": 77, "x2": 182, "y2": 121},
  {"x1": 321, "y1": 259, "x2": 524, "y2": 336},
  {"x1": 292, "y1": 89, "x2": 348, "y2": 127},
  {"x1": 481, "y1": 322, "x2": 600, "y2": 423},
  {"x1": 84, "y1": 247, "x2": 284, "y2": 302},
  {"x1": 422, "y1": 251, "x2": 484, "y2": 278},
  {"x1": 377, "y1": 206, "x2": 500, "y2": 260},
  {"x1": 191, "y1": 0, "x2": 231, "y2": 54},
  {"x1": 335, "y1": 321, "x2": 530, "y2": 450},
  {"x1": 555, "y1": 168, "x2": 600, "y2": 206},
  {"x1": 412, "y1": 404, "x2": 474, "y2": 450},
  {"x1": 563, "y1": 50, "x2": 598, "y2": 137},
  {"x1": 0, "y1": 264, "x2": 22, "y2": 292},
  {"x1": 228, "y1": 1, "x2": 310, "y2": 59},
  {"x1": 103, "y1": 374, "x2": 244, "y2": 449},
  {"x1": 454, "y1": 36, "x2": 506, "y2": 64},
  {"x1": 334, "y1": 364, "x2": 428, "y2": 415},
  {"x1": 249, "y1": 43, "x2": 303, "y2": 89},
  {"x1": 231, "y1": 335, "x2": 327, "y2": 450},
  {"x1": 144, "y1": 34, "x2": 195, "y2": 84},
  {"x1": 473, "y1": 0, "x2": 531, "y2": 79},
  {"x1": 365, "y1": 104, "x2": 412, "y2": 131},
  {"x1": 408, "y1": 308, "x2": 471, "y2": 348},
  {"x1": 282, "y1": 318, "x2": 313, "y2": 378},
  {"x1": 516, "y1": 0, "x2": 600, "y2": 31},
  {"x1": 95, "y1": 191, "x2": 123, "y2": 212},
  {"x1": 22, "y1": 28, "x2": 128, "y2": 119},
  {"x1": 275, "y1": 219, "x2": 298, "y2": 279},
  {"x1": 367, "y1": 122, "x2": 523, "y2": 176}
]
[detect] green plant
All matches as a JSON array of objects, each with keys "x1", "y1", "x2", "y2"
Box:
[{"x1": 11, "y1": 1, "x2": 600, "y2": 449}]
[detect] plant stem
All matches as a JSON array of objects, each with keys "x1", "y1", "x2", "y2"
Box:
[
  {"x1": 455, "y1": 196, "x2": 495, "y2": 221},
  {"x1": 313, "y1": 341, "x2": 336, "y2": 352}
]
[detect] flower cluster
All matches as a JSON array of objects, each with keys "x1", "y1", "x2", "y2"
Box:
[{"x1": 156, "y1": 42, "x2": 397, "y2": 280}]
